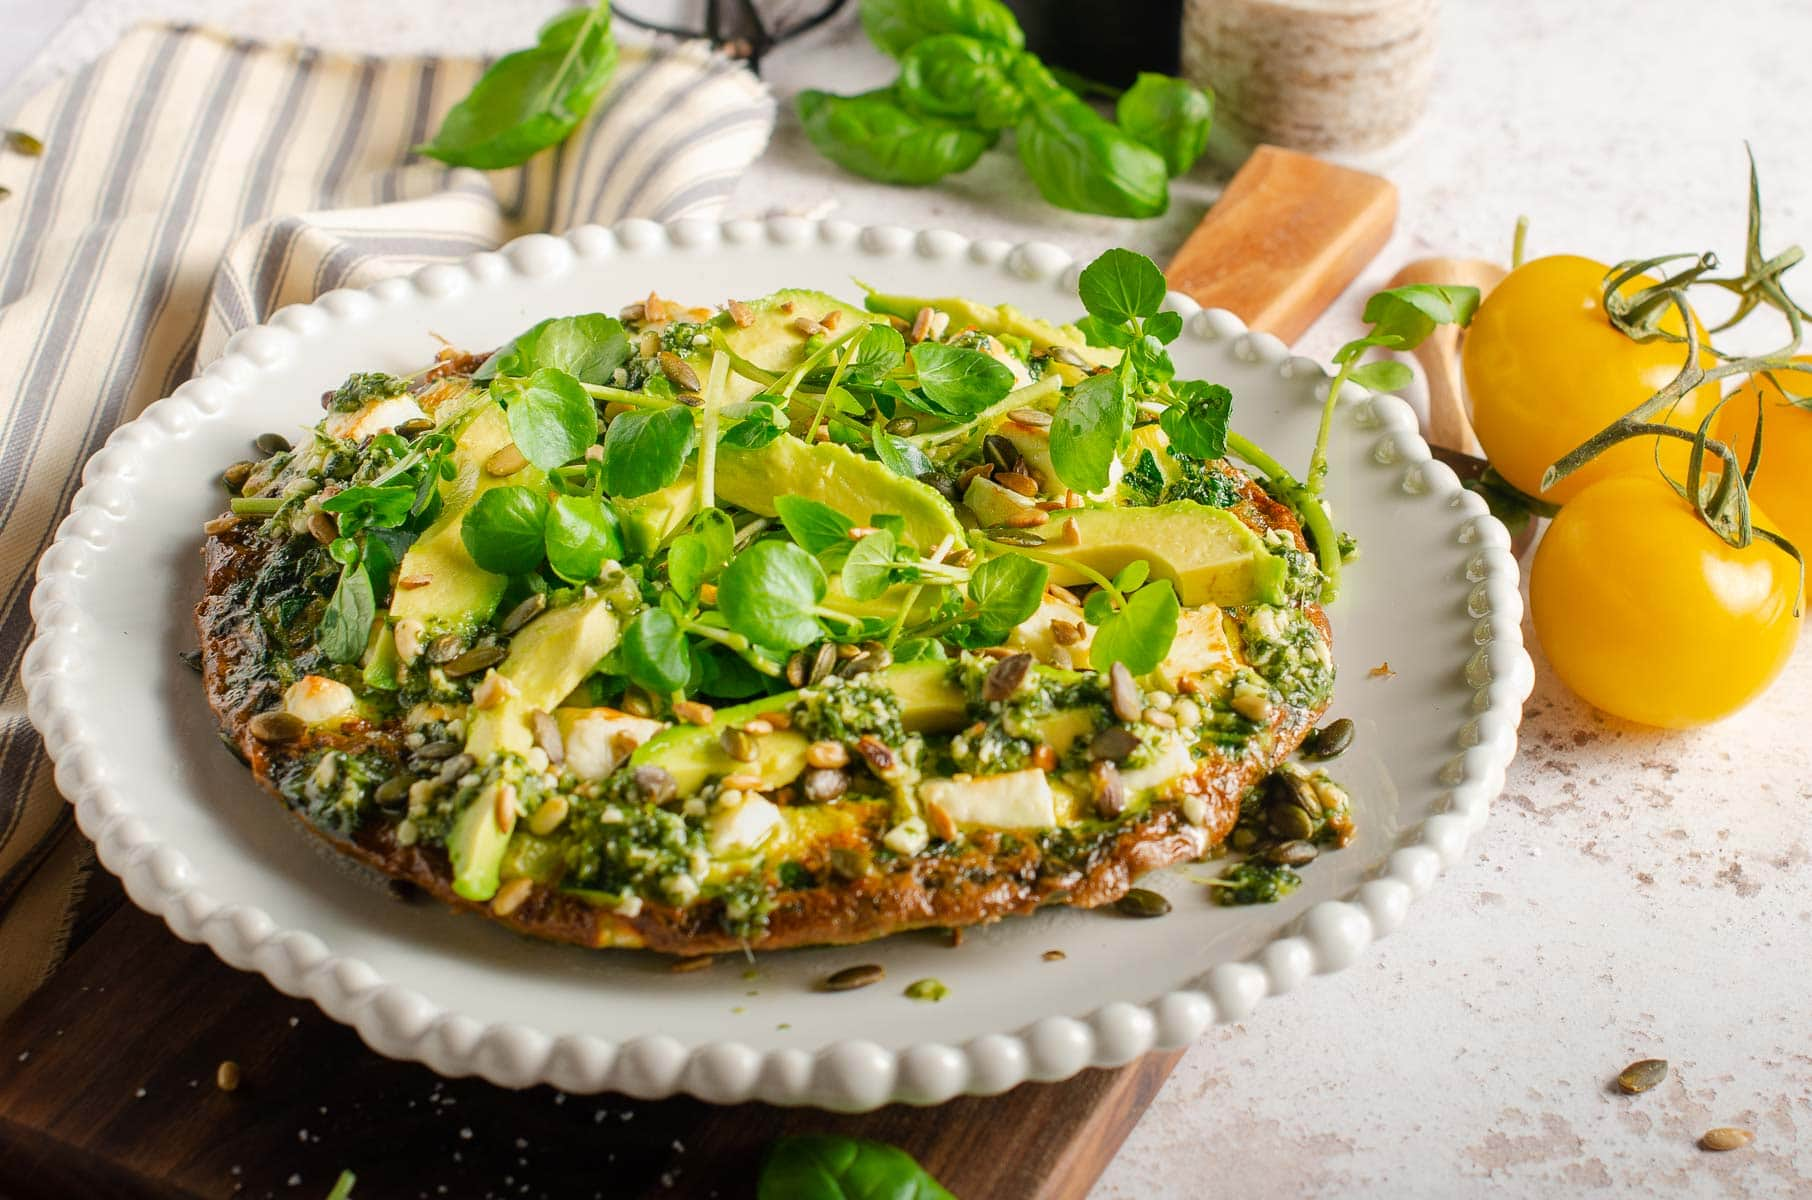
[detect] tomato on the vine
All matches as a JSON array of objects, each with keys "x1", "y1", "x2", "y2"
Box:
[
  {"x1": 1530, "y1": 473, "x2": 1801, "y2": 728},
  {"x1": 1463, "y1": 255, "x2": 1722, "y2": 504},
  {"x1": 1715, "y1": 361, "x2": 1812, "y2": 555}
]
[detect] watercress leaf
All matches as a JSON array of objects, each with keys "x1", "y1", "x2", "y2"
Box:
[
  {"x1": 909, "y1": 341, "x2": 1015, "y2": 416},
  {"x1": 860, "y1": 0, "x2": 1025, "y2": 57},
  {"x1": 501, "y1": 313, "x2": 630, "y2": 385},
  {"x1": 497, "y1": 367, "x2": 597, "y2": 470},
  {"x1": 666, "y1": 535, "x2": 710, "y2": 604},
  {"x1": 317, "y1": 560, "x2": 376, "y2": 665},
  {"x1": 840, "y1": 323, "x2": 907, "y2": 382},
  {"x1": 1123, "y1": 448, "x2": 1166, "y2": 506},
  {"x1": 691, "y1": 507, "x2": 737, "y2": 566},
  {"x1": 1359, "y1": 284, "x2": 1481, "y2": 351},
  {"x1": 1078, "y1": 247, "x2": 1169, "y2": 325},
  {"x1": 1144, "y1": 309, "x2": 1184, "y2": 345},
  {"x1": 892, "y1": 637, "x2": 947, "y2": 663},
  {"x1": 1114, "y1": 559, "x2": 1151, "y2": 592},
  {"x1": 1159, "y1": 380, "x2": 1233, "y2": 460},
  {"x1": 1075, "y1": 314, "x2": 1134, "y2": 349},
  {"x1": 797, "y1": 89, "x2": 995, "y2": 187},
  {"x1": 719, "y1": 411, "x2": 786, "y2": 450},
  {"x1": 841, "y1": 529, "x2": 899, "y2": 601},
  {"x1": 871, "y1": 513, "x2": 908, "y2": 539},
  {"x1": 717, "y1": 540, "x2": 828, "y2": 651},
  {"x1": 415, "y1": 3, "x2": 617, "y2": 170},
  {"x1": 1082, "y1": 588, "x2": 1115, "y2": 626},
  {"x1": 1345, "y1": 359, "x2": 1416, "y2": 393},
  {"x1": 621, "y1": 608, "x2": 691, "y2": 696},
  {"x1": 967, "y1": 551, "x2": 1048, "y2": 640},
  {"x1": 600, "y1": 405, "x2": 696, "y2": 498},
  {"x1": 1051, "y1": 370, "x2": 1128, "y2": 492},
  {"x1": 320, "y1": 485, "x2": 415, "y2": 534},
  {"x1": 1115, "y1": 72, "x2": 1215, "y2": 177},
  {"x1": 873, "y1": 427, "x2": 936, "y2": 479},
  {"x1": 758, "y1": 1134, "x2": 956, "y2": 1200},
  {"x1": 1089, "y1": 578, "x2": 1179, "y2": 675},
  {"x1": 544, "y1": 493, "x2": 621, "y2": 583},
  {"x1": 1129, "y1": 333, "x2": 1175, "y2": 384},
  {"x1": 775, "y1": 495, "x2": 854, "y2": 554},
  {"x1": 459, "y1": 485, "x2": 549, "y2": 576},
  {"x1": 690, "y1": 642, "x2": 770, "y2": 699},
  {"x1": 896, "y1": 34, "x2": 1026, "y2": 131}
]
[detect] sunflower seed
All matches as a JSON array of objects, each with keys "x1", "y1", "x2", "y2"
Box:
[
  {"x1": 726, "y1": 299, "x2": 754, "y2": 328},
  {"x1": 909, "y1": 307, "x2": 935, "y2": 344},
  {"x1": 994, "y1": 470, "x2": 1040, "y2": 497},
  {"x1": 785, "y1": 650, "x2": 809, "y2": 688},
  {"x1": 669, "y1": 955, "x2": 714, "y2": 974},
  {"x1": 633, "y1": 765, "x2": 678, "y2": 806},
  {"x1": 1617, "y1": 1058, "x2": 1668, "y2": 1095},
  {"x1": 658, "y1": 351, "x2": 701, "y2": 392},
  {"x1": 673, "y1": 699, "x2": 715, "y2": 726},
  {"x1": 619, "y1": 301, "x2": 647, "y2": 322},
  {"x1": 1115, "y1": 887, "x2": 1171, "y2": 918},
  {"x1": 443, "y1": 645, "x2": 507, "y2": 678},
  {"x1": 982, "y1": 652, "x2": 1033, "y2": 702},
  {"x1": 248, "y1": 711, "x2": 305, "y2": 743},
  {"x1": 1009, "y1": 408, "x2": 1053, "y2": 427},
  {"x1": 719, "y1": 726, "x2": 758, "y2": 762},
  {"x1": 1051, "y1": 618, "x2": 1085, "y2": 646},
  {"x1": 1700, "y1": 1128, "x2": 1753, "y2": 1152},
  {"x1": 499, "y1": 592, "x2": 547, "y2": 634},
  {"x1": 854, "y1": 735, "x2": 899, "y2": 778},
  {"x1": 424, "y1": 634, "x2": 463, "y2": 665},
  {"x1": 1090, "y1": 759, "x2": 1127, "y2": 818},
  {"x1": 1089, "y1": 726, "x2": 1140, "y2": 763},
  {"x1": 484, "y1": 443, "x2": 528, "y2": 476},
  {"x1": 1265, "y1": 839, "x2": 1319, "y2": 867},
  {"x1": 1304, "y1": 717, "x2": 1355, "y2": 760},
  {"x1": 254, "y1": 432, "x2": 292, "y2": 456},
  {"x1": 792, "y1": 316, "x2": 827, "y2": 337},
  {"x1": 307, "y1": 510, "x2": 338, "y2": 545},
  {"x1": 1108, "y1": 662, "x2": 1142, "y2": 723},
  {"x1": 215, "y1": 1060, "x2": 240, "y2": 1092},
  {"x1": 821, "y1": 963, "x2": 885, "y2": 992}
]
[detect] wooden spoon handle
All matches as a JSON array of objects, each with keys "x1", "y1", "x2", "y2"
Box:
[{"x1": 1384, "y1": 257, "x2": 1507, "y2": 454}]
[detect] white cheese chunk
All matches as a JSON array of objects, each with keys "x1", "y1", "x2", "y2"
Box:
[
  {"x1": 918, "y1": 768, "x2": 1056, "y2": 830},
  {"x1": 883, "y1": 817, "x2": 930, "y2": 857},
  {"x1": 707, "y1": 792, "x2": 782, "y2": 857},
  {"x1": 560, "y1": 709, "x2": 666, "y2": 781},
  {"x1": 283, "y1": 675, "x2": 355, "y2": 725},
  {"x1": 1161, "y1": 606, "x2": 1239, "y2": 677},
  {"x1": 1006, "y1": 597, "x2": 1093, "y2": 669},
  {"x1": 1119, "y1": 736, "x2": 1195, "y2": 796},
  {"x1": 322, "y1": 393, "x2": 427, "y2": 442}
]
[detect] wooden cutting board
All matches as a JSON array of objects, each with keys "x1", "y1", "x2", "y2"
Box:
[{"x1": 0, "y1": 147, "x2": 1394, "y2": 1200}]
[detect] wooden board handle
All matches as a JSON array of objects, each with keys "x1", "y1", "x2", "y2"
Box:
[{"x1": 1166, "y1": 144, "x2": 1398, "y2": 345}]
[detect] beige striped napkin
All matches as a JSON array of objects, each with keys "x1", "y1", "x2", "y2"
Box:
[{"x1": 0, "y1": 22, "x2": 773, "y2": 1018}]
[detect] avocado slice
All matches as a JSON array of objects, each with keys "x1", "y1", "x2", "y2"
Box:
[
  {"x1": 392, "y1": 401, "x2": 545, "y2": 634},
  {"x1": 1030, "y1": 501, "x2": 1289, "y2": 608},
  {"x1": 721, "y1": 288, "x2": 878, "y2": 375},
  {"x1": 861, "y1": 289, "x2": 1117, "y2": 367},
  {"x1": 449, "y1": 594, "x2": 621, "y2": 902},
  {"x1": 631, "y1": 661, "x2": 967, "y2": 794},
  {"x1": 616, "y1": 471, "x2": 702, "y2": 557},
  {"x1": 716, "y1": 434, "x2": 964, "y2": 551}
]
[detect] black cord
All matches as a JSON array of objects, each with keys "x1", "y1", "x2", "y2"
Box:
[{"x1": 614, "y1": 0, "x2": 848, "y2": 71}]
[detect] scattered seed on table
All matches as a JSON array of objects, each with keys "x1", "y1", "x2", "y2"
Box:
[
  {"x1": 821, "y1": 964, "x2": 885, "y2": 992},
  {"x1": 1042, "y1": 949, "x2": 1067, "y2": 962},
  {"x1": 1617, "y1": 1058, "x2": 1668, "y2": 1095},
  {"x1": 1700, "y1": 1127, "x2": 1753, "y2": 1152},
  {"x1": 1115, "y1": 887, "x2": 1171, "y2": 918},
  {"x1": 669, "y1": 956, "x2": 714, "y2": 974},
  {"x1": 215, "y1": 1060, "x2": 240, "y2": 1092}
]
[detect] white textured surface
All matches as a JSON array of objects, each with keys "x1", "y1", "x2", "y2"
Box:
[{"x1": 6, "y1": 0, "x2": 1812, "y2": 1193}]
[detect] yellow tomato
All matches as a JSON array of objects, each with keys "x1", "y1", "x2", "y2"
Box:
[
  {"x1": 1530, "y1": 474, "x2": 1801, "y2": 728},
  {"x1": 1715, "y1": 362, "x2": 1812, "y2": 554},
  {"x1": 1463, "y1": 254, "x2": 1721, "y2": 505}
]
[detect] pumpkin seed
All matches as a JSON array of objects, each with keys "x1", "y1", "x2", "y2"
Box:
[
  {"x1": 178, "y1": 649, "x2": 204, "y2": 674},
  {"x1": 499, "y1": 592, "x2": 547, "y2": 634},
  {"x1": 1268, "y1": 770, "x2": 1322, "y2": 819},
  {"x1": 886, "y1": 416, "x2": 919, "y2": 436},
  {"x1": 1115, "y1": 887, "x2": 1171, "y2": 918},
  {"x1": 802, "y1": 767, "x2": 848, "y2": 803},
  {"x1": 5, "y1": 129, "x2": 44, "y2": 157},
  {"x1": 828, "y1": 846, "x2": 868, "y2": 880},
  {"x1": 1089, "y1": 726, "x2": 1140, "y2": 763},
  {"x1": 484, "y1": 443, "x2": 528, "y2": 476},
  {"x1": 1617, "y1": 1058, "x2": 1668, "y2": 1095},
  {"x1": 307, "y1": 510, "x2": 338, "y2": 545},
  {"x1": 821, "y1": 963, "x2": 885, "y2": 992},
  {"x1": 982, "y1": 653, "x2": 1034, "y2": 702},
  {"x1": 1050, "y1": 345, "x2": 1089, "y2": 369},
  {"x1": 443, "y1": 644, "x2": 507, "y2": 678},
  {"x1": 395, "y1": 417, "x2": 435, "y2": 439},
  {"x1": 412, "y1": 739, "x2": 461, "y2": 761},
  {"x1": 1009, "y1": 408, "x2": 1053, "y2": 427},
  {"x1": 531, "y1": 710, "x2": 564, "y2": 765},
  {"x1": 658, "y1": 351, "x2": 701, "y2": 392},
  {"x1": 1090, "y1": 759, "x2": 1127, "y2": 818},
  {"x1": 1700, "y1": 1128, "x2": 1753, "y2": 1152},
  {"x1": 254, "y1": 432, "x2": 292, "y2": 456},
  {"x1": 809, "y1": 642, "x2": 838, "y2": 685},
  {"x1": 1229, "y1": 826, "x2": 1259, "y2": 851},
  {"x1": 633, "y1": 765, "x2": 677, "y2": 806},
  {"x1": 248, "y1": 711, "x2": 304, "y2": 743},
  {"x1": 926, "y1": 474, "x2": 962, "y2": 505},
  {"x1": 1108, "y1": 662, "x2": 1142, "y2": 723},
  {"x1": 1266, "y1": 839, "x2": 1319, "y2": 867},
  {"x1": 222, "y1": 461, "x2": 256, "y2": 491},
  {"x1": 838, "y1": 651, "x2": 881, "y2": 678},
  {"x1": 719, "y1": 726, "x2": 758, "y2": 762},
  {"x1": 1304, "y1": 717, "x2": 1356, "y2": 760},
  {"x1": 983, "y1": 434, "x2": 1018, "y2": 472},
  {"x1": 1266, "y1": 801, "x2": 1317, "y2": 842},
  {"x1": 425, "y1": 633, "x2": 465, "y2": 664},
  {"x1": 669, "y1": 956, "x2": 714, "y2": 974},
  {"x1": 988, "y1": 529, "x2": 1046, "y2": 548},
  {"x1": 436, "y1": 753, "x2": 477, "y2": 784},
  {"x1": 373, "y1": 776, "x2": 413, "y2": 809}
]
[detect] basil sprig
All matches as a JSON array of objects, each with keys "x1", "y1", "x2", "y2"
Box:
[{"x1": 758, "y1": 1134, "x2": 954, "y2": 1200}]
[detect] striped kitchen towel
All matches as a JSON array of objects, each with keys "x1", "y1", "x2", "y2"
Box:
[{"x1": 0, "y1": 22, "x2": 773, "y2": 1017}]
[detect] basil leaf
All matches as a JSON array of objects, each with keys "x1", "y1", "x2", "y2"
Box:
[
  {"x1": 1358, "y1": 284, "x2": 1482, "y2": 351},
  {"x1": 415, "y1": 4, "x2": 618, "y2": 170},
  {"x1": 320, "y1": 485, "x2": 415, "y2": 535},
  {"x1": 1123, "y1": 448, "x2": 1165, "y2": 506},
  {"x1": 860, "y1": 0, "x2": 1025, "y2": 58},
  {"x1": 841, "y1": 529, "x2": 899, "y2": 601},
  {"x1": 496, "y1": 368, "x2": 597, "y2": 470},
  {"x1": 600, "y1": 405, "x2": 696, "y2": 498},
  {"x1": 1051, "y1": 371, "x2": 1128, "y2": 492},
  {"x1": 1090, "y1": 579, "x2": 1180, "y2": 675},
  {"x1": 1116, "y1": 73, "x2": 1215, "y2": 177},
  {"x1": 776, "y1": 495, "x2": 854, "y2": 554},
  {"x1": 459, "y1": 485, "x2": 549, "y2": 575},
  {"x1": 966, "y1": 551, "x2": 1047, "y2": 641},
  {"x1": 758, "y1": 1134, "x2": 956, "y2": 1200},
  {"x1": 1346, "y1": 360, "x2": 1416, "y2": 393},
  {"x1": 873, "y1": 427, "x2": 936, "y2": 480},
  {"x1": 797, "y1": 89, "x2": 995, "y2": 187},
  {"x1": 717, "y1": 540, "x2": 827, "y2": 652},
  {"x1": 1159, "y1": 381, "x2": 1232, "y2": 460},
  {"x1": 621, "y1": 608, "x2": 690, "y2": 695},
  {"x1": 1078, "y1": 248, "x2": 1168, "y2": 326},
  {"x1": 897, "y1": 34, "x2": 1025, "y2": 131},
  {"x1": 1012, "y1": 62, "x2": 1168, "y2": 219},
  {"x1": 544, "y1": 493, "x2": 621, "y2": 583},
  {"x1": 496, "y1": 313, "x2": 629, "y2": 385},
  {"x1": 317, "y1": 560, "x2": 376, "y2": 665},
  {"x1": 909, "y1": 341, "x2": 1015, "y2": 416}
]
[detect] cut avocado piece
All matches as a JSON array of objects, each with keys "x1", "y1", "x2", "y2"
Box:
[
  {"x1": 392, "y1": 402, "x2": 544, "y2": 634},
  {"x1": 616, "y1": 471, "x2": 702, "y2": 557},
  {"x1": 716, "y1": 434, "x2": 964, "y2": 551},
  {"x1": 861, "y1": 289, "x2": 1117, "y2": 367},
  {"x1": 361, "y1": 620, "x2": 400, "y2": 691},
  {"x1": 1029, "y1": 501, "x2": 1288, "y2": 607},
  {"x1": 631, "y1": 661, "x2": 968, "y2": 793},
  {"x1": 465, "y1": 593, "x2": 623, "y2": 760},
  {"x1": 721, "y1": 288, "x2": 878, "y2": 375},
  {"x1": 447, "y1": 779, "x2": 515, "y2": 903}
]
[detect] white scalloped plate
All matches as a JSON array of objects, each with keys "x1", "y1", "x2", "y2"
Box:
[{"x1": 25, "y1": 219, "x2": 1532, "y2": 1111}]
